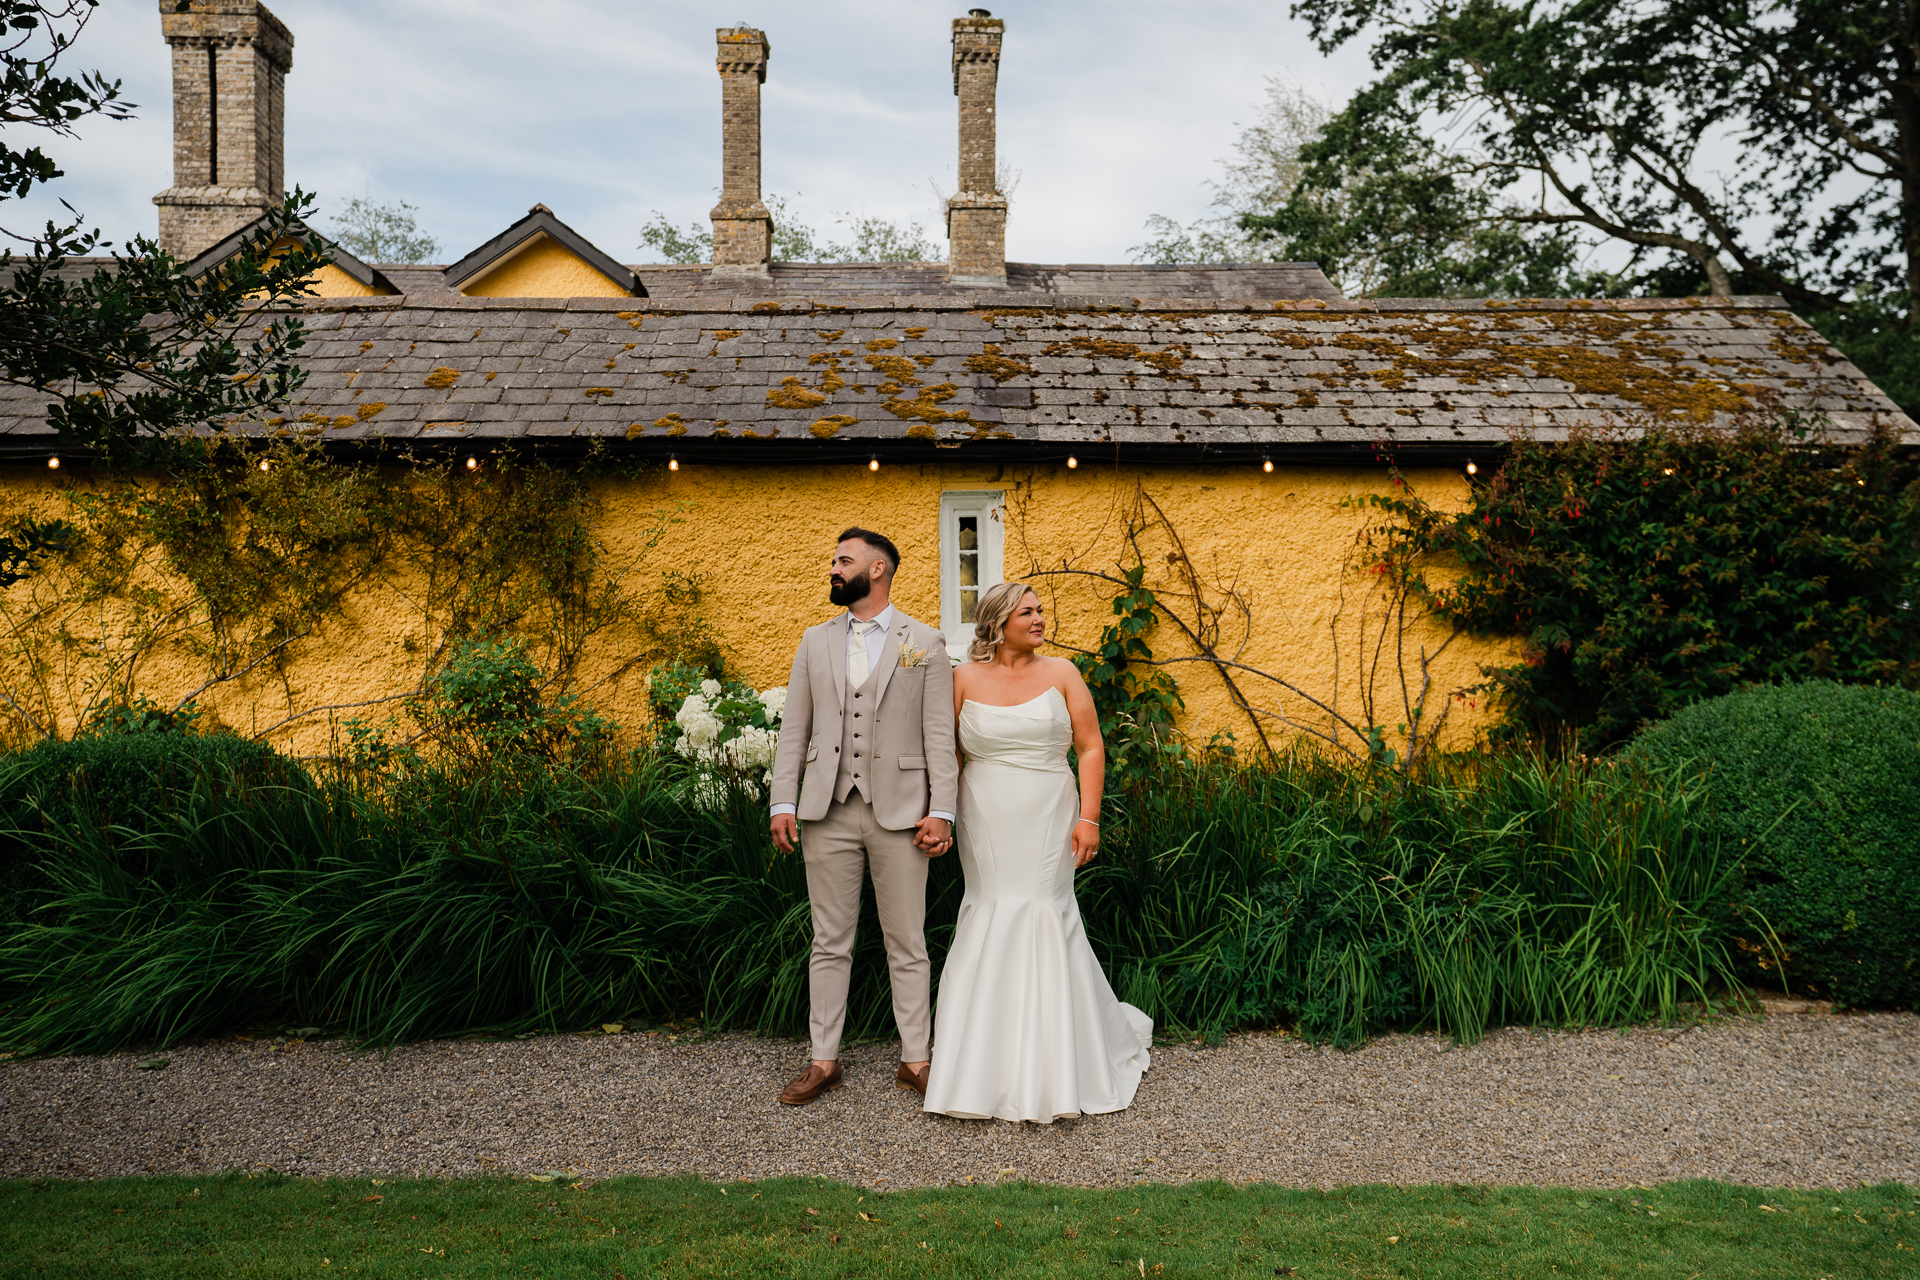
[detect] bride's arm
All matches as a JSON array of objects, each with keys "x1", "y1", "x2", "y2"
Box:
[
  {"x1": 950, "y1": 661, "x2": 970, "y2": 765},
  {"x1": 1059, "y1": 662, "x2": 1104, "y2": 868}
]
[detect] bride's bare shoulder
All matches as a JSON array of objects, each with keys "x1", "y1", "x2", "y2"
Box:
[{"x1": 1043, "y1": 655, "x2": 1089, "y2": 689}]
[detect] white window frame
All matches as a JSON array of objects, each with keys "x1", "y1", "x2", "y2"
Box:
[{"x1": 939, "y1": 489, "x2": 1005, "y2": 660}]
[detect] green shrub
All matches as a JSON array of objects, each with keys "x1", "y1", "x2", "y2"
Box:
[
  {"x1": 1370, "y1": 414, "x2": 1920, "y2": 750},
  {"x1": 1627, "y1": 680, "x2": 1920, "y2": 1008},
  {"x1": 0, "y1": 724, "x2": 297, "y2": 930},
  {"x1": 409, "y1": 637, "x2": 612, "y2": 770}
]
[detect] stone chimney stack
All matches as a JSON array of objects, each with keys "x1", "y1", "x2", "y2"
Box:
[
  {"x1": 710, "y1": 26, "x2": 773, "y2": 274},
  {"x1": 947, "y1": 9, "x2": 1007, "y2": 285},
  {"x1": 152, "y1": 0, "x2": 294, "y2": 259}
]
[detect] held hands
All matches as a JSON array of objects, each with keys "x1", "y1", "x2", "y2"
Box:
[
  {"x1": 1070, "y1": 816, "x2": 1100, "y2": 868},
  {"x1": 913, "y1": 815, "x2": 953, "y2": 858}
]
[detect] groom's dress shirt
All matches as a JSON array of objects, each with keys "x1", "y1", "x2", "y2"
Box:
[
  {"x1": 846, "y1": 603, "x2": 896, "y2": 685},
  {"x1": 770, "y1": 602, "x2": 954, "y2": 825}
]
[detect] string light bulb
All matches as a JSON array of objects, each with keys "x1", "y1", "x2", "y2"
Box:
[
  {"x1": 45, "y1": 456, "x2": 59, "y2": 470},
  {"x1": 258, "y1": 459, "x2": 270, "y2": 472},
  {"x1": 1066, "y1": 455, "x2": 1078, "y2": 469},
  {"x1": 1663, "y1": 467, "x2": 1675, "y2": 476},
  {"x1": 465, "y1": 455, "x2": 479, "y2": 471},
  {"x1": 1465, "y1": 460, "x2": 1478, "y2": 476},
  {"x1": 868, "y1": 456, "x2": 880, "y2": 472},
  {"x1": 1262, "y1": 456, "x2": 1274, "y2": 473},
  {"x1": 667, "y1": 454, "x2": 679, "y2": 472}
]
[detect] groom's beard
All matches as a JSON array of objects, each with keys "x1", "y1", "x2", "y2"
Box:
[{"x1": 828, "y1": 573, "x2": 872, "y2": 608}]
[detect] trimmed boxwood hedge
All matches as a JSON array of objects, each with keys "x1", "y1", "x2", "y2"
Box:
[{"x1": 1627, "y1": 679, "x2": 1920, "y2": 1008}]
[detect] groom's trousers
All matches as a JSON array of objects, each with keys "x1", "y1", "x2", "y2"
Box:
[{"x1": 801, "y1": 795, "x2": 931, "y2": 1062}]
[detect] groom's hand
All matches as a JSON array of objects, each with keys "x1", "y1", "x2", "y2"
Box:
[
  {"x1": 771, "y1": 813, "x2": 800, "y2": 854},
  {"x1": 914, "y1": 815, "x2": 952, "y2": 857}
]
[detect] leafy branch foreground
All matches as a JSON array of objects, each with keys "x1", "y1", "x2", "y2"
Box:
[
  {"x1": 0, "y1": 743, "x2": 1739, "y2": 1056},
  {"x1": 0, "y1": 1174, "x2": 1913, "y2": 1279}
]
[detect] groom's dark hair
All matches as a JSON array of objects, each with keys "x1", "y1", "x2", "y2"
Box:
[{"x1": 838, "y1": 527, "x2": 900, "y2": 578}]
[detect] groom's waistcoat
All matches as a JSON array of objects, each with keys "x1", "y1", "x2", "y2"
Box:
[
  {"x1": 833, "y1": 664, "x2": 883, "y2": 806},
  {"x1": 768, "y1": 609, "x2": 959, "y2": 832}
]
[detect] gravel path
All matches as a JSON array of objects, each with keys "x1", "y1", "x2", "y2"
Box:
[{"x1": 2, "y1": 1002, "x2": 1914, "y2": 1190}]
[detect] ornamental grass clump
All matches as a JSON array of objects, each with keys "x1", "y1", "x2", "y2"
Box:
[
  {"x1": 0, "y1": 737, "x2": 1738, "y2": 1057},
  {"x1": 1627, "y1": 679, "x2": 1920, "y2": 1009}
]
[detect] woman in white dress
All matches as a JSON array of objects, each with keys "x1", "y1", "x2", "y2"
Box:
[{"x1": 922, "y1": 582, "x2": 1153, "y2": 1123}]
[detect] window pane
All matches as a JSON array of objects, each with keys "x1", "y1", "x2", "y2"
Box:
[
  {"x1": 958, "y1": 553, "x2": 978, "y2": 587},
  {"x1": 957, "y1": 515, "x2": 978, "y2": 551},
  {"x1": 960, "y1": 588, "x2": 978, "y2": 622}
]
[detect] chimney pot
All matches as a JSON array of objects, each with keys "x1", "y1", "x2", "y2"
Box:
[
  {"x1": 947, "y1": 11, "x2": 1008, "y2": 285},
  {"x1": 710, "y1": 25, "x2": 773, "y2": 273}
]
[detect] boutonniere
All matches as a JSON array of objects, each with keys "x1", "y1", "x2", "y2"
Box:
[{"x1": 898, "y1": 642, "x2": 932, "y2": 669}]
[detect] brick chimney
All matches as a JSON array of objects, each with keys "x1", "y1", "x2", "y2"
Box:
[
  {"x1": 152, "y1": 1, "x2": 293, "y2": 260},
  {"x1": 709, "y1": 26, "x2": 773, "y2": 274},
  {"x1": 947, "y1": 9, "x2": 1007, "y2": 285}
]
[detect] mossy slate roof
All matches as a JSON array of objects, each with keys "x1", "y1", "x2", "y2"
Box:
[{"x1": 1, "y1": 273, "x2": 1909, "y2": 461}]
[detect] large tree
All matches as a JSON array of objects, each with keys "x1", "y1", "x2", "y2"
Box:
[
  {"x1": 1274, "y1": 0, "x2": 1920, "y2": 319},
  {"x1": 0, "y1": 0, "x2": 328, "y2": 465},
  {"x1": 1134, "y1": 75, "x2": 1601, "y2": 296}
]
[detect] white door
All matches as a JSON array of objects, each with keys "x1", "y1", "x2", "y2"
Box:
[{"x1": 939, "y1": 490, "x2": 1005, "y2": 660}]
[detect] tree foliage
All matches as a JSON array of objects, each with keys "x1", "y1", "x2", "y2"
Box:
[
  {"x1": 1369, "y1": 411, "x2": 1920, "y2": 750},
  {"x1": 0, "y1": 0, "x2": 329, "y2": 465},
  {"x1": 328, "y1": 196, "x2": 439, "y2": 265},
  {"x1": 1138, "y1": 75, "x2": 1598, "y2": 296},
  {"x1": 640, "y1": 194, "x2": 943, "y2": 264},
  {"x1": 1285, "y1": 0, "x2": 1920, "y2": 319}
]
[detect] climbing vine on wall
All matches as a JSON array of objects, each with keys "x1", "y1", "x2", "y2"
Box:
[
  {"x1": 1019, "y1": 481, "x2": 1460, "y2": 773},
  {"x1": 0, "y1": 440, "x2": 714, "y2": 747},
  {"x1": 1367, "y1": 410, "x2": 1920, "y2": 751}
]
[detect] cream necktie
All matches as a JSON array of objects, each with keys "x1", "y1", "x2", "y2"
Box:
[{"x1": 848, "y1": 618, "x2": 881, "y2": 687}]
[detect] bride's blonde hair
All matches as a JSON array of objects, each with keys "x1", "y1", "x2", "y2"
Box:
[{"x1": 968, "y1": 582, "x2": 1039, "y2": 663}]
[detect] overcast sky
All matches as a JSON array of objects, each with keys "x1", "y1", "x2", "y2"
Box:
[{"x1": 16, "y1": 0, "x2": 1381, "y2": 265}]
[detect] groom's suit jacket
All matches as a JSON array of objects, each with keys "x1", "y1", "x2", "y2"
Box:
[{"x1": 770, "y1": 609, "x2": 959, "y2": 831}]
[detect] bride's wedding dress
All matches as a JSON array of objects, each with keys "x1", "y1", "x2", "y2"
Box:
[{"x1": 923, "y1": 687, "x2": 1152, "y2": 1122}]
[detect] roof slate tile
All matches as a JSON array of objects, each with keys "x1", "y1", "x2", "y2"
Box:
[{"x1": 4, "y1": 292, "x2": 1905, "y2": 451}]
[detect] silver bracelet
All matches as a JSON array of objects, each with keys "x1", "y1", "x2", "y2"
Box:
[{"x1": 1076, "y1": 818, "x2": 1099, "y2": 828}]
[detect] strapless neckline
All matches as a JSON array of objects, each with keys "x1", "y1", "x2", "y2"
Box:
[{"x1": 962, "y1": 686, "x2": 1066, "y2": 712}]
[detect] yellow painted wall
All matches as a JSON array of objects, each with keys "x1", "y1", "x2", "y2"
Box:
[
  {"x1": 309, "y1": 262, "x2": 385, "y2": 298},
  {"x1": 0, "y1": 458, "x2": 1509, "y2": 760},
  {"x1": 612, "y1": 459, "x2": 1502, "y2": 760},
  {"x1": 248, "y1": 240, "x2": 393, "y2": 297},
  {"x1": 460, "y1": 236, "x2": 632, "y2": 298}
]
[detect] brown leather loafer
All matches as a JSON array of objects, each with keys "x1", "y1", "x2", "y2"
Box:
[
  {"x1": 779, "y1": 1061, "x2": 843, "y2": 1106},
  {"x1": 895, "y1": 1061, "x2": 929, "y2": 1097}
]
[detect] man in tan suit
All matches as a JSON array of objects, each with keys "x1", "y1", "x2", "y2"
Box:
[{"x1": 769, "y1": 528, "x2": 959, "y2": 1105}]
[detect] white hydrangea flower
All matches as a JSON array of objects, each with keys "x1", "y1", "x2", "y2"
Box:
[
  {"x1": 724, "y1": 724, "x2": 778, "y2": 773},
  {"x1": 758, "y1": 686, "x2": 787, "y2": 721},
  {"x1": 700, "y1": 678, "x2": 723, "y2": 698},
  {"x1": 675, "y1": 693, "x2": 724, "y2": 751}
]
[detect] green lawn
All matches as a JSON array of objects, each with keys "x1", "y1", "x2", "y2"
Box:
[{"x1": 0, "y1": 1173, "x2": 1912, "y2": 1279}]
